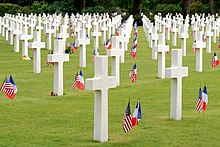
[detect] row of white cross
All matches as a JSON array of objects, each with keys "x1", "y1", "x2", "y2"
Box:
[
  {"x1": 0, "y1": 12, "x2": 134, "y2": 142},
  {"x1": 142, "y1": 12, "x2": 220, "y2": 122}
]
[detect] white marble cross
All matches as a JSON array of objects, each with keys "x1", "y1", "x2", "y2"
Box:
[
  {"x1": 92, "y1": 20, "x2": 101, "y2": 49},
  {"x1": 165, "y1": 49, "x2": 188, "y2": 120},
  {"x1": 205, "y1": 23, "x2": 213, "y2": 53},
  {"x1": 77, "y1": 28, "x2": 90, "y2": 67},
  {"x1": 57, "y1": 25, "x2": 69, "y2": 50},
  {"x1": 13, "y1": 21, "x2": 21, "y2": 52},
  {"x1": 192, "y1": 31, "x2": 206, "y2": 72},
  {"x1": 117, "y1": 28, "x2": 126, "y2": 63},
  {"x1": 29, "y1": 31, "x2": 45, "y2": 73},
  {"x1": 45, "y1": 22, "x2": 54, "y2": 50},
  {"x1": 166, "y1": 17, "x2": 172, "y2": 40},
  {"x1": 154, "y1": 34, "x2": 169, "y2": 79},
  {"x1": 106, "y1": 36, "x2": 123, "y2": 85},
  {"x1": 86, "y1": 56, "x2": 117, "y2": 142},
  {"x1": 150, "y1": 26, "x2": 158, "y2": 60},
  {"x1": 4, "y1": 17, "x2": 9, "y2": 41},
  {"x1": 35, "y1": 15, "x2": 43, "y2": 36},
  {"x1": 1, "y1": 17, "x2": 5, "y2": 37},
  {"x1": 47, "y1": 39, "x2": 69, "y2": 96},
  {"x1": 8, "y1": 18, "x2": 14, "y2": 45},
  {"x1": 179, "y1": 24, "x2": 189, "y2": 56},
  {"x1": 101, "y1": 18, "x2": 108, "y2": 43},
  {"x1": 212, "y1": 21, "x2": 217, "y2": 43},
  {"x1": 19, "y1": 23, "x2": 32, "y2": 58},
  {"x1": 171, "y1": 20, "x2": 178, "y2": 46}
]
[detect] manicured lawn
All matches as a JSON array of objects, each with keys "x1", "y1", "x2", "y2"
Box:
[{"x1": 0, "y1": 24, "x2": 219, "y2": 146}]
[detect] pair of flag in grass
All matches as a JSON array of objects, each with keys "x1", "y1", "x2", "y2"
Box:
[
  {"x1": 72, "y1": 69, "x2": 84, "y2": 91},
  {"x1": 195, "y1": 85, "x2": 208, "y2": 112},
  {"x1": 0, "y1": 75, "x2": 18, "y2": 100},
  {"x1": 122, "y1": 99, "x2": 142, "y2": 133}
]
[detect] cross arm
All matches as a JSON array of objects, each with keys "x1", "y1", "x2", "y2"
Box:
[{"x1": 165, "y1": 67, "x2": 188, "y2": 79}]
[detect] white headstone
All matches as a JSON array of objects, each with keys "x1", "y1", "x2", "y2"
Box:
[
  {"x1": 92, "y1": 21, "x2": 101, "y2": 49},
  {"x1": 205, "y1": 23, "x2": 213, "y2": 53},
  {"x1": 45, "y1": 22, "x2": 54, "y2": 50},
  {"x1": 179, "y1": 24, "x2": 189, "y2": 56},
  {"x1": 150, "y1": 26, "x2": 158, "y2": 60},
  {"x1": 29, "y1": 31, "x2": 45, "y2": 73},
  {"x1": 106, "y1": 36, "x2": 123, "y2": 85},
  {"x1": 13, "y1": 21, "x2": 21, "y2": 52},
  {"x1": 171, "y1": 20, "x2": 178, "y2": 46},
  {"x1": 77, "y1": 28, "x2": 90, "y2": 67},
  {"x1": 19, "y1": 24, "x2": 32, "y2": 58},
  {"x1": 154, "y1": 34, "x2": 169, "y2": 79},
  {"x1": 86, "y1": 56, "x2": 117, "y2": 142},
  {"x1": 165, "y1": 49, "x2": 188, "y2": 120},
  {"x1": 47, "y1": 39, "x2": 69, "y2": 96},
  {"x1": 192, "y1": 31, "x2": 206, "y2": 72}
]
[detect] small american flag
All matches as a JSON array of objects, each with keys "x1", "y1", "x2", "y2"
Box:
[
  {"x1": 0, "y1": 77, "x2": 15, "y2": 99},
  {"x1": 72, "y1": 72, "x2": 80, "y2": 91},
  {"x1": 92, "y1": 47, "x2": 98, "y2": 62},
  {"x1": 122, "y1": 101, "x2": 132, "y2": 133},
  {"x1": 195, "y1": 87, "x2": 203, "y2": 112}
]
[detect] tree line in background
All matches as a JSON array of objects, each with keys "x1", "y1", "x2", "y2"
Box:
[{"x1": 0, "y1": 0, "x2": 219, "y2": 22}]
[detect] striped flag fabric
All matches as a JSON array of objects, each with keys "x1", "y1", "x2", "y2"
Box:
[
  {"x1": 71, "y1": 42, "x2": 78, "y2": 51},
  {"x1": 72, "y1": 72, "x2": 79, "y2": 91},
  {"x1": 212, "y1": 52, "x2": 219, "y2": 68},
  {"x1": 202, "y1": 85, "x2": 208, "y2": 110},
  {"x1": 77, "y1": 70, "x2": 84, "y2": 90},
  {"x1": 129, "y1": 63, "x2": 137, "y2": 83},
  {"x1": 133, "y1": 34, "x2": 138, "y2": 47},
  {"x1": 92, "y1": 47, "x2": 99, "y2": 62},
  {"x1": 72, "y1": 70, "x2": 85, "y2": 91},
  {"x1": 0, "y1": 79, "x2": 6, "y2": 92},
  {"x1": 134, "y1": 21, "x2": 138, "y2": 35},
  {"x1": 105, "y1": 39, "x2": 111, "y2": 49},
  {"x1": 70, "y1": 31, "x2": 74, "y2": 38},
  {"x1": 131, "y1": 99, "x2": 142, "y2": 126},
  {"x1": 195, "y1": 87, "x2": 203, "y2": 112},
  {"x1": 122, "y1": 101, "x2": 132, "y2": 133},
  {"x1": 130, "y1": 44, "x2": 137, "y2": 58},
  {"x1": 0, "y1": 77, "x2": 15, "y2": 99}
]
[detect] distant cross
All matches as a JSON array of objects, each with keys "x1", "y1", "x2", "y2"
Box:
[
  {"x1": 153, "y1": 34, "x2": 169, "y2": 79},
  {"x1": 106, "y1": 36, "x2": 124, "y2": 85},
  {"x1": 29, "y1": 31, "x2": 45, "y2": 73},
  {"x1": 47, "y1": 39, "x2": 69, "y2": 96}
]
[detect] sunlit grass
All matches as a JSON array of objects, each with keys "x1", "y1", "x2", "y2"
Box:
[{"x1": 0, "y1": 25, "x2": 219, "y2": 146}]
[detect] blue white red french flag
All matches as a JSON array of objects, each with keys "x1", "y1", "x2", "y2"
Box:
[
  {"x1": 131, "y1": 99, "x2": 142, "y2": 126},
  {"x1": 71, "y1": 42, "x2": 78, "y2": 51},
  {"x1": 77, "y1": 70, "x2": 84, "y2": 90},
  {"x1": 212, "y1": 52, "x2": 219, "y2": 68},
  {"x1": 105, "y1": 39, "x2": 111, "y2": 49},
  {"x1": 9, "y1": 75, "x2": 18, "y2": 93},
  {"x1": 202, "y1": 85, "x2": 208, "y2": 110}
]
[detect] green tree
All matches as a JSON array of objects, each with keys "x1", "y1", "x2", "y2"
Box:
[
  {"x1": 133, "y1": 0, "x2": 144, "y2": 15},
  {"x1": 210, "y1": 0, "x2": 216, "y2": 14}
]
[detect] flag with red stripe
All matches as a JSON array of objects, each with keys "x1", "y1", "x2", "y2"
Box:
[{"x1": 122, "y1": 101, "x2": 132, "y2": 133}]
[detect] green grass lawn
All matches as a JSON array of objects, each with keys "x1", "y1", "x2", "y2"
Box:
[{"x1": 0, "y1": 25, "x2": 220, "y2": 146}]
